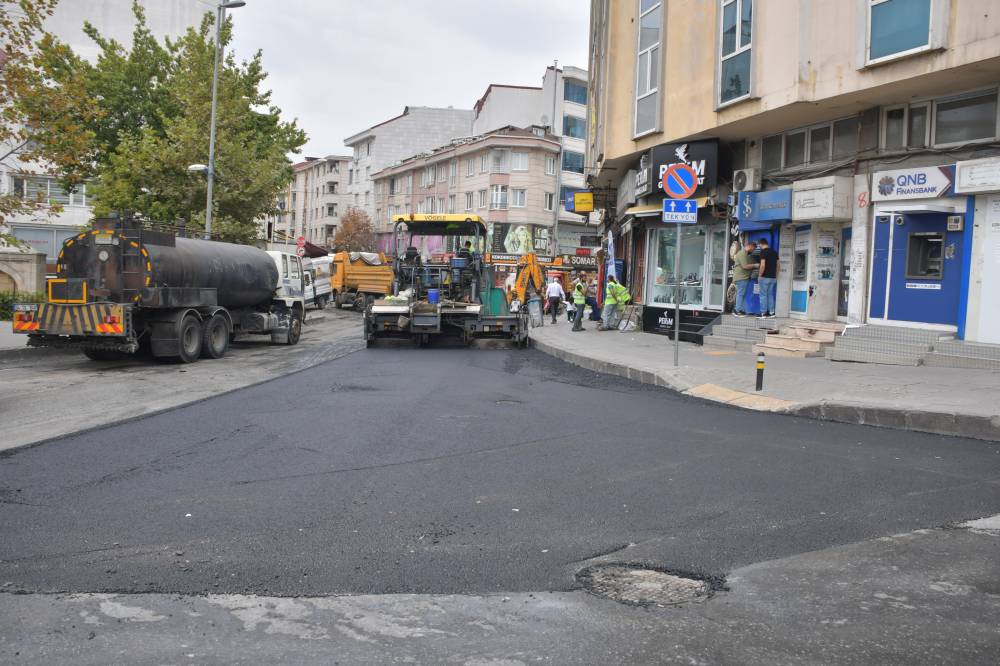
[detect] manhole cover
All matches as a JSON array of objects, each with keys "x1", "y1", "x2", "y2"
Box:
[{"x1": 577, "y1": 564, "x2": 712, "y2": 606}]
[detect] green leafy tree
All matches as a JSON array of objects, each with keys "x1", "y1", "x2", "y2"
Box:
[{"x1": 1, "y1": 0, "x2": 98, "y2": 221}]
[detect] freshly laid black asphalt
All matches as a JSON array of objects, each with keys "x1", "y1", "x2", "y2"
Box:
[{"x1": 1, "y1": 344, "x2": 998, "y2": 596}]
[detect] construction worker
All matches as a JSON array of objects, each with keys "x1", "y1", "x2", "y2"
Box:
[
  {"x1": 601, "y1": 275, "x2": 627, "y2": 330},
  {"x1": 571, "y1": 281, "x2": 587, "y2": 331}
]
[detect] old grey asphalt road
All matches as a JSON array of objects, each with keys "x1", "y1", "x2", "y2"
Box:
[{"x1": 1, "y1": 335, "x2": 999, "y2": 663}]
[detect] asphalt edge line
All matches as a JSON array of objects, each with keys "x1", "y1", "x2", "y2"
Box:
[
  {"x1": 0, "y1": 334, "x2": 366, "y2": 459},
  {"x1": 530, "y1": 337, "x2": 1000, "y2": 442}
]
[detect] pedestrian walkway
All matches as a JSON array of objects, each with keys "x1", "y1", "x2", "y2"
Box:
[
  {"x1": 0, "y1": 325, "x2": 27, "y2": 351},
  {"x1": 530, "y1": 321, "x2": 1000, "y2": 441}
]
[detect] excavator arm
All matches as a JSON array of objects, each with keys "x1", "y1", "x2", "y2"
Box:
[{"x1": 511, "y1": 253, "x2": 545, "y2": 304}]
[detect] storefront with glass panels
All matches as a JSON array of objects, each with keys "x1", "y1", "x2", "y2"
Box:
[{"x1": 644, "y1": 211, "x2": 729, "y2": 312}]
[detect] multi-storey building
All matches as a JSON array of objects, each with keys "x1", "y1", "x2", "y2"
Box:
[
  {"x1": 267, "y1": 155, "x2": 351, "y2": 248},
  {"x1": 372, "y1": 126, "x2": 561, "y2": 258},
  {"x1": 589, "y1": 0, "x2": 1000, "y2": 348},
  {"x1": 343, "y1": 106, "x2": 475, "y2": 222},
  {"x1": 2, "y1": 0, "x2": 206, "y2": 271},
  {"x1": 472, "y1": 66, "x2": 595, "y2": 254}
]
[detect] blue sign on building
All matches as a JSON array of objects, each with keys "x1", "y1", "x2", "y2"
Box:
[{"x1": 736, "y1": 190, "x2": 793, "y2": 230}]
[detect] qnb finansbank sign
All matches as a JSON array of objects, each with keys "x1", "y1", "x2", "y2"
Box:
[{"x1": 871, "y1": 165, "x2": 955, "y2": 201}]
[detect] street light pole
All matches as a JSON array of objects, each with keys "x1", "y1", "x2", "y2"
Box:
[{"x1": 204, "y1": 0, "x2": 246, "y2": 240}]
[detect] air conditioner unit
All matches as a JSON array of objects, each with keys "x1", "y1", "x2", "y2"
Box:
[{"x1": 732, "y1": 168, "x2": 761, "y2": 193}]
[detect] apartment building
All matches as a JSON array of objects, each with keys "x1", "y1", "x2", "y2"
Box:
[
  {"x1": 343, "y1": 106, "x2": 475, "y2": 222},
  {"x1": 473, "y1": 66, "x2": 596, "y2": 254},
  {"x1": 2, "y1": 0, "x2": 206, "y2": 268},
  {"x1": 589, "y1": 0, "x2": 1000, "y2": 348},
  {"x1": 267, "y1": 156, "x2": 351, "y2": 248},
  {"x1": 372, "y1": 126, "x2": 561, "y2": 257}
]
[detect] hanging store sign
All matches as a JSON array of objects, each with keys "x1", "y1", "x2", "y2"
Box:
[
  {"x1": 871, "y1": 165, "x2": 954, "y2": 201},
  {"x1": 650, "y1": 139, "x2": 719, "y2": 197},
  {"x1": 635, "y1": 153, "x2": 653, "y2": 198},
  {"x1": 618, "y1": 169, "x2": 638, "y2": 213}
]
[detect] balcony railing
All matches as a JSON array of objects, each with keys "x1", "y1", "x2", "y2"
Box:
[{"x1": 489, "y1": 198, "x2": 509, "y2": 210}]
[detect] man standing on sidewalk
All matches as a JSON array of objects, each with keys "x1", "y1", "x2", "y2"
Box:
[
  {"x1": 584, "y1": 272, "x2": 601, "y2": 321},
  {"x1": 732, "y1": 240, "x2": 759, "y2": 317},
  {"x1": 756, "y1": 238, "x2": 779, "y2": 319},
  {"x1": 545, "y1": 277, "x2": 565, "y2": 324}
]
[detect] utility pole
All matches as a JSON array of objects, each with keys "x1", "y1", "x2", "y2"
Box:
[{"x1": 551, "y1": 59, "x2": 561, "y2": 256}]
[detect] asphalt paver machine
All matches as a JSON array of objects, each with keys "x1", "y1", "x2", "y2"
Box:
[{"x1": 364, "y1": 214, "x2": 529, "y2": 347}]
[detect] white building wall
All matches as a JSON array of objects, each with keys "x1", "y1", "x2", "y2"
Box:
[
  {"x1": 344, "y1": 107, "x2": 474, "y2": 221},
  {"x1": 473, "y1": 87, "x2": 543, "y2": 135}
]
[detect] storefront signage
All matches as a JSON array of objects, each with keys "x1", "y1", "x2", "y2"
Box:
[
  {"x1": 579, "y1": 234, "x2": 602, "y2": 247},
  {"x1": 955, "y1": 157, "x2": 1000, "y2": 194},
  {"x1": 635, "y1": 154, "x2": 653, "y2": 198},
  {"x1": 560, "y1": 254, "x2": 598, "y2": 268},
  {"x1": 736, "y1": 189, "x2": 792, "y2": 225},
  {"x1": 871, "y1": 165, "x2": 954, "y2": 201},
  {"x1": 793, "y1": 188, "x2": 835, "y2": 220},
  {"x1": 649, "y1": 139, "x2": 718, "y2": 197},
  {"x1": 574, "y1": 192, "x2": 594, "y2": 213}
]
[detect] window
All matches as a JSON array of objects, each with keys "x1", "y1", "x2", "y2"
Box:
[
  {"x1": 867, "y1": 0, "x2": 931, "y2": 63},
  {"x1": 563, "y1": 115, "x2": 586, "y2": 139},
  {"x1": 366, "y1": 141, "x2": 371, "y2": 157},
  {"x1": 327, "y1": 181, "x2": 338, "y2": 194},
  {"x1": 905, "y1": 232, "x2": 944, "y2": 279},
  {"x1": 562, "y1": 150, "x2": 585, "y2": 174},
  {"x1": 784, "y1": 131, "x2": 805, "y2": 169},
  {"x1": 808, "y1": 125, "x2": 831, "y2": 163},
  {"x1": 884, "y1": 107, "x2": 905, "y2": 148},
  {"x1": 491, "y1": 149, "x2": 509, "y2": 173},
  {"x1": 564, "y1": 80, "x2": 587, "y2": 105},
  {"x1": 11, "y1": 175, "x2": 87, "y2": 206},
  {"x1": 327, "y1": 203, "x2": 337, "y2": 216},
  {"x1": 907, "y1": 105, "x2": 928, "y2": 148},
  {"x1": 490, "y1": 184, "x2": 509, "y2": 210},
  {"x1": 832, "y1": 117, "x2": 860, "y2": 158},
  {"x1": 437, "y1": 197, "x2": 445, "y2": 212},
  {"x1": 449, "y1": 160, "x2": 458, "y2": 184},
  {"x1": 348, "y1": 169, "x2": 353, "y2": 185},
  {"x1": 466, "y1": 158, "x2": 475, "y2": 176},
  {"x1": 353, "y1": 194, "x2": 359, "y2": 206},
  {"x1": 423, "y1": 166, "x2": 435, "y2": 187},
  {"x1": 465, "y1": 192, "x2": 474, "y2": 211},
  {"x1": 448, "y1": 194, "x2": 456, "y2": 213},
  {"x1": 438, "y1": 164, "x2": 447, "y2": 183},
  {"x1": 719, "y1": 0, "x2": 752, "y2": 105},
  {"x1": 635, "y1": 1, "x2": 661, "y2": 135},
  {"x1": 511, "y1": 152, "x2": 529, "y2": 171},
  {"x1": 478, "y1": 189, "x2": 488, "y2": 209},
  {"x1": 934, "y1": 90, "x2": 998, "y2": 146},
  {"x1": 511, "y1": 188, "x2": 527, "y2": 208},
  {"x1": 406, "y1": 174, "x2": 413, "y2": 194},
  {"x1": 480, "y1": 154, "x2": 489, "y2": 173},
  {"x1": 364, "y1": 191, "x2": 370, "y2": 205},
  {"x1": 544, "y1": 192, "x2": 555, "y2": 211},
  {"x1": 545, "y1": 155, "x2": 556, "y2": 175}
]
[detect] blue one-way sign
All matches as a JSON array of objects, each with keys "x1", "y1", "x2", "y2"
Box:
[{"x1": 661, "y1": 198, "x2": 698, "y2": 223}]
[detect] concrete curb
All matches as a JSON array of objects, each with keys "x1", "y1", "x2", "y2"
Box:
[{"x1": 530, "y1": 337, "x2": 1000, "y2": 442}]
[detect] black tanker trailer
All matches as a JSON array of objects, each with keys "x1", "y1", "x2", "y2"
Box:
[{"x1": 11, "y1": 218, "x2": 306, "y2": 363}]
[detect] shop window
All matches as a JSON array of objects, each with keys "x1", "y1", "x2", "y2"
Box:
[
  {"x1": 761, "y1": 135, "x2": 782, "y2": 172},
  {"x1": 784, "y1": 131, "x2": 806, "y2": 168},
  {"x1": 793, "y1": 251, "x2": 808, "y2": 280},
  {"x1": 867, "y1": 0, "x2": 932, "y2": 63},
  {"x1": 649, "y1": 226, "x2": 706, "y2": 306},
  {"x1": 905, "y1": 232, "x2": 944, "y2": 279},
  {"x1": 933, "y1": 91, "x2": 998, "y2": 146}
]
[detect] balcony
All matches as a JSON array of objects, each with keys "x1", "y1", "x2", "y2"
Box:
[{"x1": 489, "y1": 198, "x2": 509, "y2": 210}]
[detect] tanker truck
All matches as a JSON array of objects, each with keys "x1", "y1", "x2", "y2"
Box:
[{"x1": 10, "y1": 218, "x2": 305, "y2": 363}]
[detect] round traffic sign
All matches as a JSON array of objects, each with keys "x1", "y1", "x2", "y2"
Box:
[
  {"x1": 295, "y1": 246, "x2": 305, "y2": 257},
  {"x1": 296, "y1": 235, "x2": 305, "y2": 246},
  {"x1": 661, "y1": 163, "x2": 698, "y2": 199}
]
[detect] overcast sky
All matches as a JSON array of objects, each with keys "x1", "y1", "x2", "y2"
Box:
[{"x1": 226, "y1": 0, "x2": 590, "y2": 158}]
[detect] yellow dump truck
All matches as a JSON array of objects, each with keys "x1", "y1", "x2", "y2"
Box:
[{"x1": 331, "y1": 251, "x2": 394, "y2": 310}]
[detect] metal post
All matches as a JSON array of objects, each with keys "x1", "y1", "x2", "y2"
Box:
[
  {"x1": 673, "y1": 220, "x2": 680, "y2": 366},
  {"x1": 756, "y1": 351, "x2": 766, "y2": 391},
  {"x1": 551, "y1": 59, "x2": 561, "y2": 256},
  {"x1": 204, "y1": 3, "x2": 225, "y2": 240}
]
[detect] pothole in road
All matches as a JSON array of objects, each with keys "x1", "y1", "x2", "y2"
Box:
[{"x1": 576, "y1": 564, "x2": 718, "y2": 607}]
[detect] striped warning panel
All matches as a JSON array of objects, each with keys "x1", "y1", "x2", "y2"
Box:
[{"x1": 33, "y1": 303, "x2": 127, "y2": 336}]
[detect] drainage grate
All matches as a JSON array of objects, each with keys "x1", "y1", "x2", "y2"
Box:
[{"x1": 576, "y1": 564, "x2": 713, "y2": 606}]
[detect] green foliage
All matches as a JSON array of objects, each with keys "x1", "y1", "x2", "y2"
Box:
[
  {"x1": 17, "y1": 1, "x2": 306, "y2": 244},
  {"x1": 0, "y1": 290, "x2": 46, "y2": 321}
]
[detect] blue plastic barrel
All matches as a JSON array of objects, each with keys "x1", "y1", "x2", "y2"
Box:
[{"x1": 427, "y1": 289, "x2": 440, "y2": 304}]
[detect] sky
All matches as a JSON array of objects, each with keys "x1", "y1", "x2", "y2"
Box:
[{"x1": 225, "y1": 0, "x2": 590, "y2": 158}]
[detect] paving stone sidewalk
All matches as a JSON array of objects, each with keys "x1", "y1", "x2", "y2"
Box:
[{"x1": 530, "y1": 320, "x2": 1000, "y2": 441}]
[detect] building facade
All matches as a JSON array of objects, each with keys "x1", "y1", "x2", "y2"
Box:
[
  {"x1": 588, "y1": 0, "x2": 1000, "y2": 343},
  {"x1": 344, "y1": 106, "x2": 475, "y2": 223},
  {"x1": 371, "y1": 126, "x2": 561, "y2": 259},
  {"x1": 266, "y1": 156, "x2": 351, "y2": 248},
  {"x1": 473, "y1": 66, "x2": 596, "y2": 254}
]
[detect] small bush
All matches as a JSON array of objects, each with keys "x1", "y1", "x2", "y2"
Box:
[{"x1": 0, "y1": 290, "x2": 46, "y2": 321}]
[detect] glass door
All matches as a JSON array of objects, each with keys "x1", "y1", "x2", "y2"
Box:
[{"x1": 706, "y1": 225, "x2": 727, "y2": 310}]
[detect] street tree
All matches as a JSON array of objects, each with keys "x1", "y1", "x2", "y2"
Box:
[
  {"x1": 333, "y1": 209, "x2": 376, "y2": 252},
  {"x1": 0, "y1": 0, "x2": 97, "y2": 222}
]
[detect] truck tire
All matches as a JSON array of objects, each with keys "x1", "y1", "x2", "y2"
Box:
[
  {"x1": 177, "y1": 314, "x2": 203, "y2": 363},
  {"x1": 200, "y1": 314, "x2": 229, "y2": 359},
  {"x1": 272, "y1": 308, "x2": 302, "y2": 346},
  {"x1": 316, "y1": 295, "x2": 327, "y2": 310},
  {"x1": 334, "y1": 292, "x2": 344, "y2": 309}
]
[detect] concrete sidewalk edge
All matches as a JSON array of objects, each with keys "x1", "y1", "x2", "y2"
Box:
[{"x1": 530, "y1": 337, "x2": 1000, "y2": 442}]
